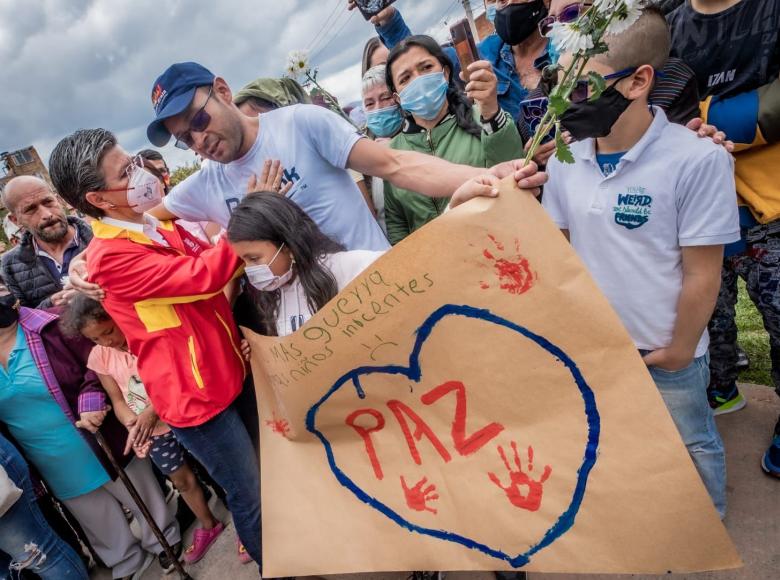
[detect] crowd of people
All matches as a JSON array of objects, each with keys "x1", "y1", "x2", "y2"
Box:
[{"x1": 0, "y1": 1, "x2": 778, "y2": 579}]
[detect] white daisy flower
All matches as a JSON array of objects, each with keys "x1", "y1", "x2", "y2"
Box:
[
  {"x1": 547, "y1": 22, "x2": 594, "y2": 54},
  {"x1": 285, "y1": 50, "x2": 310, "y2": 79},
  {"x1": 606, "y1": 3, "x2": 643, "y2": 35}
]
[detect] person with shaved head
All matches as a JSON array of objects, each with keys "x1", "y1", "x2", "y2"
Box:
[{"x1": 1, "y1": 176, "x2": 92, "y2": 308}]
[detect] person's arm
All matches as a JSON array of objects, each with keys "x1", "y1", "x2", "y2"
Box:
[
  {"x1": 92, "y1": 236, "x2": 243, "y2": 302},
  {"x1": 642, "y1": 245, "x2": 724, "y2": 371},
  {"x1": 147, "y1": 203, "x2": 179, "y2": 221},
  {"x1": 349, "y1": 3, "x2": 463, "y2": 78},
  {"x1": 383, "y1": 180, "x2": 411, "y2": 245},
  {"x1": 481, "y1": 110, "x2": 524, "y2": 165},
  {"x1": 96, "y1": 373, "x2": 136, "y2": 428},
  {"x1": 68, "y1": 249, "x2": 105, "y2": 301},
  {"x1": 462, "y1": 60, "x2": 523, "y2": 165},
  {"x1": 347, "y1": 138, "x2": 545, "y2": 198},
  {"x1": 350, "y1": 170, "x2": 377, "y2": 216},
  {"x1": 364, "y1": 5, "x2": 410, "y2": 50},
  {"x1": 701, "y1": 76, "x2": 780, "y2": 152}
]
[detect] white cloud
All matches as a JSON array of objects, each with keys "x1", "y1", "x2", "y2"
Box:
[{"x1": 1, "y1": 0, "x2": 470, "y2": 169}]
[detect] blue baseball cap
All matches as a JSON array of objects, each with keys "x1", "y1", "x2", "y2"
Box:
[{"x1": 146, "y1": 62, "x2": 216, "y2": 147}]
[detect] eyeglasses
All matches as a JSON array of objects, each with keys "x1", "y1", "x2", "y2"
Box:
[
  {"x1": 538, "y1": 2, "x2": 583, "y2": 37},
  {"x1": 541, "y1": 66, "x2": 637, "y2": 103},
  {"x1": 96, "y1": 155, "x2": 145, "y2": 193},
  {"x1": 174, "y1": 85, "x2": 214, "y2": 150}
]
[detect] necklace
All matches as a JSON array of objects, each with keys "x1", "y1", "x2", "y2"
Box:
[{"x1": 280, "y1": 278, "x2": 306, "y2": 335}]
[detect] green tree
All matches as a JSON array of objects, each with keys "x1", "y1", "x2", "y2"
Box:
[{"x1": 169, "y1": 161, "x2": 201, "y2": 187}]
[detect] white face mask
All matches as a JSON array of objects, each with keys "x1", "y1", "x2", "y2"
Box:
[
  {"x1": 127, "y1": 167, "x2": 164, "y2": 214},
  {"x1": 245, "y1": 243, "x2": 294, "y2": 291}
]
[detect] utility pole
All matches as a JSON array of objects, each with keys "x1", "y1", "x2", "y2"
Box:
[{"x1": 461, "y1": 0, "x2": 480, "y2": 41}]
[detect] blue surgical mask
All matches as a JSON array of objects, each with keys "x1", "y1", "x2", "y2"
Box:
[
  {"x1": 366, "y1": 104, "x2": 403, "y2": 137},
  {"x1": 398, "y1": 71, "x2": 449, "y2": 121},
  {"x1": 486, "y1": 3, "x2": 497, "y2": 23},
  {"x1": 546, "y1": 38, "x2": 560, "y2": 66}
]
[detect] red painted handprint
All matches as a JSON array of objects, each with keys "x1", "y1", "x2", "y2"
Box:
[
  {"x1": 401, "y1": 476, "x2": 439, "y2": 514},
  {"x1": 480, "y1": 234, "x2": 536, "y2": 295},
  {"x1": 488, "y1": 442, "x2": 551, "y2": 512},
  {"x1": 265, "y1": 417, "x2": 290, "y2": 437}
]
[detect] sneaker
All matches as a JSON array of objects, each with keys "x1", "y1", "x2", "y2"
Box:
[
  {"x1": 760, "y1": 423, "x2": 780, "y2": 478},
  {"x1": 736, "y1": 346, "x2": 750, "y2": 370},
  {"x1": 157, "y1": 541, "x2": 183, "y2": 575},
  {"x1": 183, "y1": 522, "x2": 225, "y2": 564},
  {"x1": 237, "y1": 539, "x2": 253, "y2": 565},
  {"x1": 708, "y1": 383, "x2": 747, "y2": 415}
]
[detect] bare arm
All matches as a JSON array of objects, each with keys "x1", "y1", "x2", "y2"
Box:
[
  {"x1": 642, "y1": 245, "x2": 724, "y2": 371},
  {"x1": 347, "y1": 139, "x2": 546, "y2": 198},
  {"x1": 356, "y1": 177, "x2": 377, "y2": 217},
  {"x1": 97, "y1": 373, "x2": 136, "y2": 428},
  {"x1": 147, "y1": 203, "x2": 178, "y2": 221}
]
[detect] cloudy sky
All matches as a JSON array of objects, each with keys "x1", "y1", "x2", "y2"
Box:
[{"x1": 0, "y1": 0, "x2": 482, "y2": 170}]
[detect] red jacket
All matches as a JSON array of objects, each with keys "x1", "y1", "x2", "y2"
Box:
[{"x1": 87, "y1": 218, "x2": 245, "y2": 428}]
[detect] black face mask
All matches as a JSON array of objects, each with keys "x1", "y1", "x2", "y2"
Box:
[
  {"x1": 494, "y1": 0, "x2": 548, "y2": 46},
  {"x1": 0, "y1": 294, "x2": 19, "y2": 328},
  {"x1": 560, "y1": 85, "x2": 633, "y2": 141}
]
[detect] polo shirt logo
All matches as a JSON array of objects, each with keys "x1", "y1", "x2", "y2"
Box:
[{"x1": 613, "y1": 187, "x2": 652, "y2": 230}]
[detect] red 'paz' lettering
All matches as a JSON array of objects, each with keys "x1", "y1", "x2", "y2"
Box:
[
  {"x1": 346, "y1": 408, "x2": 386, "y2": 479},
  {"x1": 421, "y1": 380, "x2": 505, "y2": 456},
  {"x1": 388, "y1": 400, "x2": 452, "y2": 465},
  {"x1": 345, "y1": 380, "x2": 505, "y2": 480}
]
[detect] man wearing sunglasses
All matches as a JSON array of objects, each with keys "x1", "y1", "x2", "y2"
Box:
[{"x1": 141, "y1": 62, "x2": 544, "y2": 245}]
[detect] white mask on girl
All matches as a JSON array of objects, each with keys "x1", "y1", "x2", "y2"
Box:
[{"x1": 244, "y1": 243, "x2": 294, "y2": 291}]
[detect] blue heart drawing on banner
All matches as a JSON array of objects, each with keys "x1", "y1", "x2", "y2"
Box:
[{"x1": 306, "y1": 304, "x2": 600, "y2": 568}]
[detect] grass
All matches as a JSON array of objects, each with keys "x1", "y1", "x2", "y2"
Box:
[{"x1": 735, "y1": 279, "x2": 773, "y2": 386}]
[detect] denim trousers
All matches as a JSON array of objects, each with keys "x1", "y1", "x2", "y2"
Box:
[
  {"x1": 646, "y1": 353, "x2": 727, "y2": 517},
  {"x1": 0, "y1": 437, "x2": 88, "y2": 580},
  {"x1": 171, "y1": 403, "x2": 262, "y2": 569}
]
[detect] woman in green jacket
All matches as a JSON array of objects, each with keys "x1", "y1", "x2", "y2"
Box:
[{"x1": 384, "y1": 34, "x2": 523, "y2": 244}]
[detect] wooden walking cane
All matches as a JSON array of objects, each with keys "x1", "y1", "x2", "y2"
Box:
[{"x1": 93, "y1": 430, "x2": 193, "y2": 580}]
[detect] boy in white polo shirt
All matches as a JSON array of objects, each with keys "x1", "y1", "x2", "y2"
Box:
[{"x1": 542, "y1": 7, "x2": 739, "y2": 518}]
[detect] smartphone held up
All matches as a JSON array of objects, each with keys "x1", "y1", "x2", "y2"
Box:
[
  {"x1": 354, "y1": 0, "x2": 398, "y2": 20},
  {"x1": 449, "y1": 18, "x2": 479, "y2": 83}
]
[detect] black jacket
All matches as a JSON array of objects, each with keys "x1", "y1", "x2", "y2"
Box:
[{"x1": 1, "y1": 217, "x2": 93, "y2": 308}]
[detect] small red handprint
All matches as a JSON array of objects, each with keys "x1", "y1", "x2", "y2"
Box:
[
  {"x1": 401, "y1": 476, "x2": 439, "y2": 514},
  {"x1": 488, "y1": 442, "x2": 551, "y2": 512},
  {"x1": 265, "y1": 417, "x2": 290, "y2": 437},
  {"x1": 480, "y1": 234, "x2": 536, "y2": 295}
]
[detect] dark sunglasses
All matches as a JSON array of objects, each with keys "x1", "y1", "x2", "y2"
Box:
[
  {"x1": 541, "y1": 66, "x2": 637, "y2": 103},
  {"x1": 174, "y1": 85, "x2": 214, "y2": 150},
  {"x1": 538, "y1": 2, "x2": 583, "y2": 37}
]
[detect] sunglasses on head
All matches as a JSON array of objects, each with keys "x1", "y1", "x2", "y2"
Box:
[
  {"x1": 174, "y1": 84, "x2": 214, "y2": 150},
  {"x1": 538, "y1": 2, "x2": 583, "y2": 37},
  {"x1": 541, "y1": 66, "x2": 637, "y2": 103}
]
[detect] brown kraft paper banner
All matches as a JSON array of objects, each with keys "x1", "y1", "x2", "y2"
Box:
[{"x1": 244, "y1": 180, "x2": 741, "y2": 577}]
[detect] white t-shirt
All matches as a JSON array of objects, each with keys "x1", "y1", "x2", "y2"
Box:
[
  {"x1": 275, "y1": 250, "x2": 384, "y2": 337},
  {"x1": 543, "y1": 108, "x2": 739, "y2": 357},
  {"x1": 164, "y1": 104, "x2": 389, "y2": 252}
]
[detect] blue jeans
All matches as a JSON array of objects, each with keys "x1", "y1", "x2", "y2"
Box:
[
  {"x1": 0, "y1": 437, "x2": 88, "y2": 580},
  {"x1": 171, "y1": 404, "x2": 261, "y2": 569},
  {"x1": 646, "y1": 353, "x2": 727, "y2": 517}
]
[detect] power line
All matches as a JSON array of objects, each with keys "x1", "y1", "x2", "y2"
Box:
[
  {"x1": 309, "y1": 6, "x2": 354, "y2": 57},
  {"x1": 306, "y1": 0, "x2": 345, "y2": 52},
  {"x1": 312, "y1": 9, "x2": 357, "y2": 62}
]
